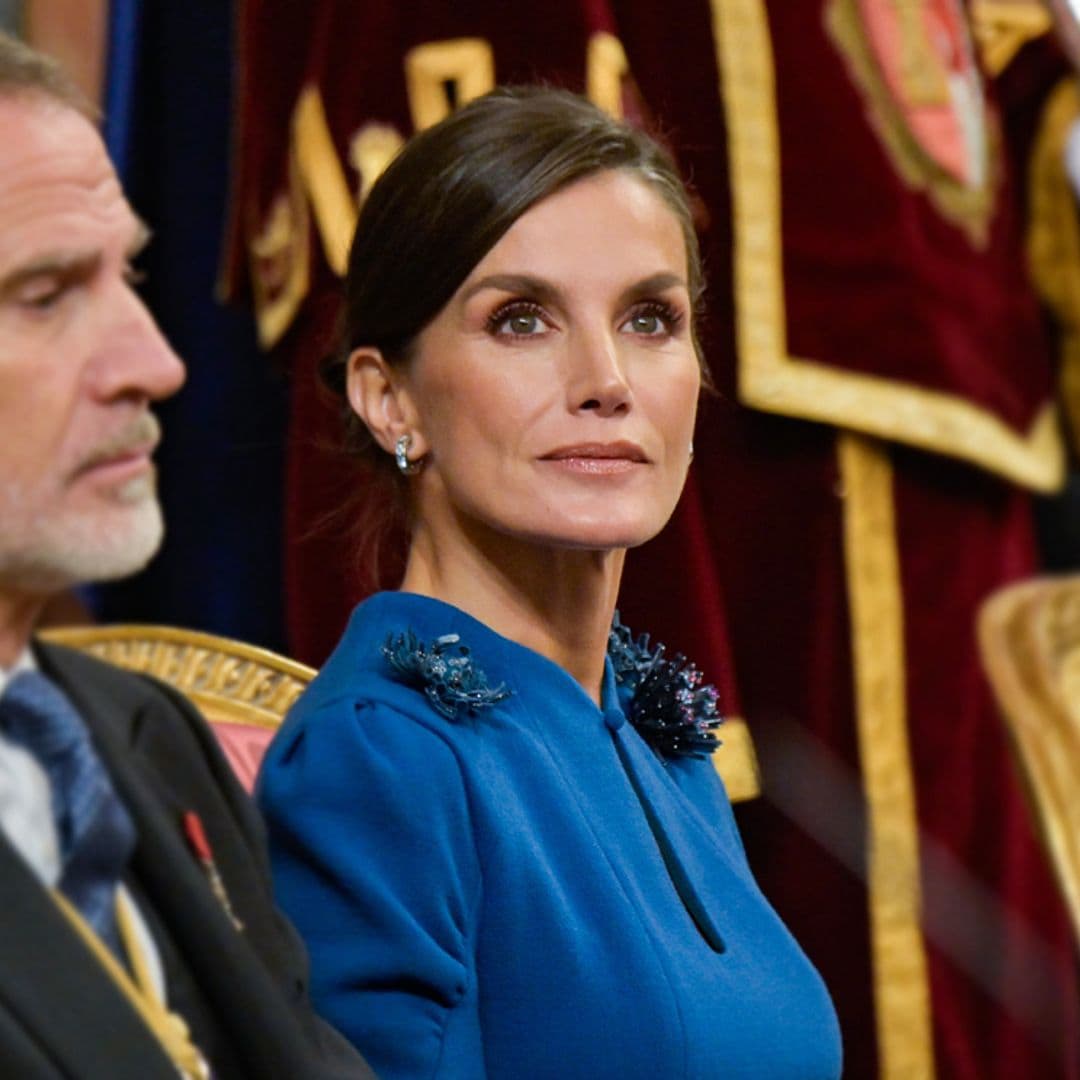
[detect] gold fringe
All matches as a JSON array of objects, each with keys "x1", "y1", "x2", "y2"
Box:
[{"x1": 839, "y1": 431, "x2": 936, "y2": 1080}]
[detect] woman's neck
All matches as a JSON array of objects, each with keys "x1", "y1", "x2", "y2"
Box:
[{"x1": 400, "y1": 523, "x2": 624, "y2": 706}]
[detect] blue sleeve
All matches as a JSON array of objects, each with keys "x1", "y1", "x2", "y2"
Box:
[{"x1": 257, "y1": 697, "x2": 485, "y2": 1079}]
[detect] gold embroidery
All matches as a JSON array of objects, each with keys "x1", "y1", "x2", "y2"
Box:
[
  {"x1": 711, "y1": 716, "x2": 761, "y2": 803},
  {"x1": 894, "y1": 0, "x2": 951, "y2": 104},
  {"x1": 971, "y1": 0, "x2": 1053, "y2": 75},
  {"x1": 349, "y1": 123, "x2": 406, "y2": 208},
  {"x1": 839, "y1": 432, "x2": 935, "y2": 1080},
  {"x1": 404, "y1": 38, "x2": 496, "y2": 132},
  {"x1": 586, "y1": 32, "x2": 629, "y2": 118},
  {"x1": 710, "y1": 0, "x2": 1064, "y2": 492},
  {"x1": 294, "y1": 84, "x2": 357, "y2": 277},
  {"x1": 825, "y1": 0, "x2": 998, "y2": 246},
  {"x1": 1027, "y1": 77, "x2": 1080, "y2": 449},
  {"x1": 248, "y1": 160, "x2": 310, "y2": 349}
]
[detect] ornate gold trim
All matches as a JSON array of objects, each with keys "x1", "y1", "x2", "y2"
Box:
[
  {"x1": 711, "y1": 715, "x2": 761, "y2": 803},
  {"x1": 403, "y1": 38, "x2": 496, "y2": 132},
  {"x1": 38, "y1": 625, "x2": 314, "y2": 729},
  {"x1": 972, "y1": 1, "x2": 1054, "y2": 76},
  {"x1": 839, "y1": 432, "x2": 936, "y2": 1079},
  {"x1": 710, "y1": 0, "x2": 1064, "y2": 492}
]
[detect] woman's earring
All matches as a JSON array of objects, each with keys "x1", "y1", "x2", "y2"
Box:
[
  {"x1": 395, "y1": 434, "x2": 423, "y2": 476},
  {"x1": 689, "y1": 441, "x2": 695, "y2": 463}
]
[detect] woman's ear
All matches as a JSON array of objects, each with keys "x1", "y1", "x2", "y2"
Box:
[{"x1": 346, "y1": 347, "x2": 428, "y2": 458}]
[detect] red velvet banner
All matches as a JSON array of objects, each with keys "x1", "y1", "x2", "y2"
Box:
[{"x1": 226, "y1": 2, "x2": 1079, "y2": 1074}]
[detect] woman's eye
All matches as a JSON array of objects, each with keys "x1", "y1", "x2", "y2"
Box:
[
  {"x1": 629, "y1": 312, "x2": 664, "y2": 335},
  {"x1": 622, "y1": 303, "x2": 681, "y2": 337},
  {"x1": 487, "y1": 304, "x2": 549, "y2": 337}
]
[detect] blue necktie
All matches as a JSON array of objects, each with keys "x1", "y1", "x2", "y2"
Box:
[{"x1": 0, "y1": 670, "x2": 137, "y2": 958}]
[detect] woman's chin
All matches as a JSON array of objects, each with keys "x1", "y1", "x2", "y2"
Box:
[{"x1": 511, "y1": 519, "x2": 667, "y2": 553}]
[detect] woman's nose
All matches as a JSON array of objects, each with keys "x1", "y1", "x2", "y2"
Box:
[{"x1": 567, "y1": 329, "x2": 632, "y2": 417}]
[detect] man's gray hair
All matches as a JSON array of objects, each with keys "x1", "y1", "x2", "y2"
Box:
[{"x1": 0, "y1": 31, "x2": 94, "y2": 118}]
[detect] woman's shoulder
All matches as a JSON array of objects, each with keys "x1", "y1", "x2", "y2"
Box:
[
  {"x1": 260, "y1": 594, "x2": 507, "y2": 794},
  {"x1": 257, "y1": 662, "x2": 479, "y2": 844}
]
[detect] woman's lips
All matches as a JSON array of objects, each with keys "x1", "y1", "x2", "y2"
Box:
[{"x1": 539, "y1": 442, "x2": 648, "y2": 475}]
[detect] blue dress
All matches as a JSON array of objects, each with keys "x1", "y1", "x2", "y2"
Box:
[{"x1": 258, "y1": 592, "x2": 842, "y2": 1078}]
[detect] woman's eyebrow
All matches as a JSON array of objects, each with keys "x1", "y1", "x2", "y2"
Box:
[
  {"x1": 459, "y1": 273, "x2": 560, "y2": 307},
  {"x1": 460, "y1": 271, "x2": 687, "y2": 309},
  {"x1": 617, "y1": 272, "x2": 687, "y2": 307}
]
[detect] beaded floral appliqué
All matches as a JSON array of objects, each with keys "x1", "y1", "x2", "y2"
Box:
[
  {"x1": 382, "y1": 630, "x2": 511, "y2": 719},
  {"x1": 608, "y1": 613, "x2": 722, "y2": 760},
  {"x1": 383, "y1": 616, "x2": 722, "y2": 759}
]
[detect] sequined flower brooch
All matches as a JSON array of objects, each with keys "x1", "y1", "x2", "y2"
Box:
[
  {"x1": 383, "y1": 614, "x2": 722, "y2": 760},
  {"x1": 607, "y1": 614, "x2": 722, "y2": 760},
  {"x1": 382, "y1": 630, "x2": 511, "y2": 719}
]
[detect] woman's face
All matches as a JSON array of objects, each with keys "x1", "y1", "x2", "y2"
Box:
[{"x1": 396, "y1": 169, "x2": 700, "y2": 554}]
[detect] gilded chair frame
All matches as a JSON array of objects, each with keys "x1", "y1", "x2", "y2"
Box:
[
  {"x1": 978, "y1": 577, "x2": 1080, "y2": 943},
  {"x1": 37, "y1": 624, "x2": 314, "y2": 731}
]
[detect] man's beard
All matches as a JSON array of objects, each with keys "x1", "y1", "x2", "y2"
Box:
[{"x1": 0, "y1": 473, "x2": 165, "y2": 594}]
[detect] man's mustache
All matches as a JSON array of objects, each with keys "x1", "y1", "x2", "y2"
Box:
[{"x1": 73, "y1": 412, "x2": 162, "y2": 476}]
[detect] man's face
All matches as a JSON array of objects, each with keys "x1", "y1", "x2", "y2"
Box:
[{"x1": 0, "y1": 95, "x2": 184, "y2": 595}]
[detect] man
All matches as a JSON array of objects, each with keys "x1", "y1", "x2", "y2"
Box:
[{"x1": 0, "y1": 32, "x2": 372, "y2": 1079}]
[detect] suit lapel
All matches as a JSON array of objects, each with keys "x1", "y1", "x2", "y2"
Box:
[
  {"x1": 0, "y1": 833, "x2": 177, "y2": 1079},
  {"x1": 36, "y1": 642, "x2": 331, "y2": 1080}
]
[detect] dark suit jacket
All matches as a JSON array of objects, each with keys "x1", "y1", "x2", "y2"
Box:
[{"x1": 0, "y1": 641, "x2": 375, "y2": 1079}]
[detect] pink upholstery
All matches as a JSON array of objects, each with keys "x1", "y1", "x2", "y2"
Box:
[{"x1": 209, "y1": 722, "x2": 276, "y2": 793}]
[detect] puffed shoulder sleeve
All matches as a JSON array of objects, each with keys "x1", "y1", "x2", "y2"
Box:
[{"x1": 257, "y1": 695, "x2": 485, "y2": 1079}]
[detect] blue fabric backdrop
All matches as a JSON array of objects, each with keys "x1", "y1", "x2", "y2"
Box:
[{"x1": 93, "y1": 0, "x2": 287, "y2": 652}]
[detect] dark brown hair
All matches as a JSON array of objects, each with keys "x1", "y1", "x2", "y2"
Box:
[
  {"x1": 323, "y1": 85, "x2": 706, "y2": 488},
  {"x1": 0, "y1": 31, "x2": 95, "y2": 118}
]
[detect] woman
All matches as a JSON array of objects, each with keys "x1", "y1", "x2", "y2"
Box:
[{"x1": 258, "y1": 87, "x2": 842, "y2": 1079}]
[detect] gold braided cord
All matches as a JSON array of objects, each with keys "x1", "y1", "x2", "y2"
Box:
[{"x1": 51, "y1": 890, "x2": 209, "y2": 1080}]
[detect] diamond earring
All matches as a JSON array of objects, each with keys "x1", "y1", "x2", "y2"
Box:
[{"x1": 395, "y1": 434, "x2": 423, "y2": 475}]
